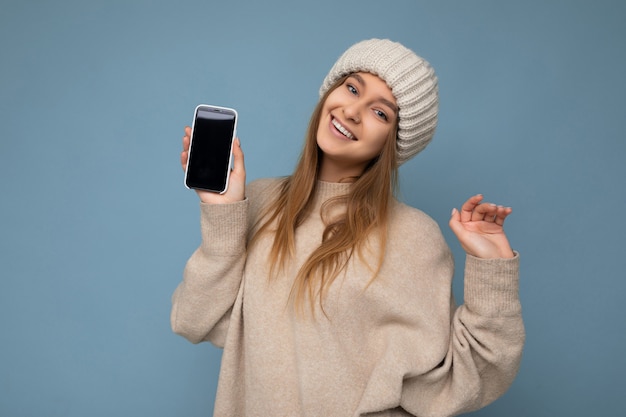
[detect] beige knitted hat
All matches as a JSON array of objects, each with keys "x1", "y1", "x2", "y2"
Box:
[{"x1": 319, "y1": 39, "x2": 439, "y2": 165}]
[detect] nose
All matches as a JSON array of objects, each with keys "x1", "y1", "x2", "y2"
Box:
[{"x1": 343, "y1": 101, "x2": 361, "y2": 124}]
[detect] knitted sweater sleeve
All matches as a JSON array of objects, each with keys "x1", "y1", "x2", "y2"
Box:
[
  {"x1": 170, "y1": 199, "x2": 249, "y2": 346},
  {"x1": 401, "y1": 253, "x2": 524, "y2": 416},
  {"x1": 356, "y1": 205, "x2": 524, "y2": 416}
]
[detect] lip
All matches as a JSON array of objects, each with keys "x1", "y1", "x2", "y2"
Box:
[{"x1": 330, "y1": 116, "x2": 357, "y2": 141}]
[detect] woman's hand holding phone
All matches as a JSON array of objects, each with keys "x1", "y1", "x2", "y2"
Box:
[{"x1": 181, "y1": 126, "x2": 246, "y2": 204}]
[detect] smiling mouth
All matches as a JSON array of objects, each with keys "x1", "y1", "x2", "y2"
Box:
[{"x1": 332, "y1": 118, "x2": 356, "y2": 140}]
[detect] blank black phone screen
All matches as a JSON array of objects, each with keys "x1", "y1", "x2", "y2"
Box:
[{"x1": 186, "y1": 108, "x2": 236, "y2": 192}]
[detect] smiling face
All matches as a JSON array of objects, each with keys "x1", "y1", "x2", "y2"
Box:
[{"x1": 316, "y1": 72, "x2": 398, "y2": 182}]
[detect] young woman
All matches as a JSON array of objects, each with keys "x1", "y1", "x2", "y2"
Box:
[{"x1": 172, "y1": 39, "x2": 524, "y2": 417}]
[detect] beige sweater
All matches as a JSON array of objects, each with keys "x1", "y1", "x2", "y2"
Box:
[{"x1": 171, "y1": 178, "x2": 524, "y2": 417}]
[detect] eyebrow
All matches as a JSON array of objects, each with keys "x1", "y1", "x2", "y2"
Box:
[{"x1": 350, "y1": 73, "x2": 399, "y2": 115}]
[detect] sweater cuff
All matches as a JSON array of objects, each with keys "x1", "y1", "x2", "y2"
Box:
[
  {"x1": 464, "y1": 251, "x2": 521, "y2": 317},
  {"x1": 198, "y1": 199, "x2": 249, "y2": 255}
]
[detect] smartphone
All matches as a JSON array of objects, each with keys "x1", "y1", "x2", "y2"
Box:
[{"x1": 184, "y1": 104, "x2": 238, "y2": 194}]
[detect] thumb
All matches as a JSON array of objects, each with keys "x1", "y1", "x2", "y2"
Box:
[
  {"x1": 231, "y1": 138, "x2": 245, "y2": 175},
  {"x1": 448, "y1": 207, "x2": 464, "y2": 238}
]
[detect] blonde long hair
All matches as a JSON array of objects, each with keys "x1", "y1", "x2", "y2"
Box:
[{"x1": 250, "y1": 75, "x2": 399, "y2": 315}]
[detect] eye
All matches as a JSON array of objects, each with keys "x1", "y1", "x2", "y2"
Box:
[
  {"x1": 374, "y1": 109, "x2": 388, "y2": 121},
  {"x1": 346, "y1": 83, "x2": 358, "y2": 95}
]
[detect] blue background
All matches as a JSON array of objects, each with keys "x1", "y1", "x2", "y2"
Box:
[{"x1": 1, "y1": 1, "x2": 624, "y2": 416}]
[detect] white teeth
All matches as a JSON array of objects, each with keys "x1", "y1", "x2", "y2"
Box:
[{"x1": 332, "y1": 118, "x2": 355, "y2": 140}]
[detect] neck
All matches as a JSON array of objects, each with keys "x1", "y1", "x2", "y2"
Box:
[{"x1": 318, "y1": 156, "x2": 367, "y2": 183}]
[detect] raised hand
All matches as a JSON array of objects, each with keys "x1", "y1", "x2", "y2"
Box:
[
  {"x1": 181, "y1": 126, "x2": 246, "y2": 204},
  {"x1": 448, "y1": 194, "x2": 515, "y2": 259}
]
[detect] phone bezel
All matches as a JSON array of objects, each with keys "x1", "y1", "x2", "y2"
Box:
[{"x1": 184, "y1": 104, "x2": 238, "y2": 194}]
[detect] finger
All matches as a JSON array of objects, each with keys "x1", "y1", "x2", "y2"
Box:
[
  {"x1": 182, "y1": 127, "x2": 191, "y2": 152},
  {"x1": 472, "y1": 203, "x2": 498, "y2": 222},
  {"x1": 448, "y1": 207, "x2": 465, "y2": 238},
  {"x1": 181, "y1": 129, "x2": 191, "y2": 171},
  {"x1": 460, "y1": 194, "x2": 484, "y2": 222},
  {"x1": 231, "y1": 138, "x2": 246, "y2": 176},
  {"x1": 494, "y1": 206, "x2": 512, "y2": 226},
  {"x1": 183, "y1": 126, "x2": 191, "y2": 151},
  {"x1": 181, "y1": 150, "x2": 188, "y2": 171}
]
